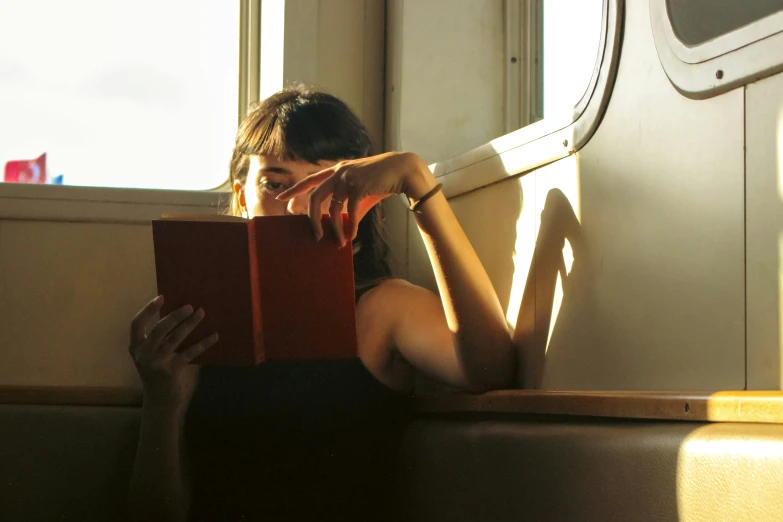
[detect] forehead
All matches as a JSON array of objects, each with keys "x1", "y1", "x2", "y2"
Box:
[{"x1": 248, "y1": 155, "x2": 338, "y2": 177}]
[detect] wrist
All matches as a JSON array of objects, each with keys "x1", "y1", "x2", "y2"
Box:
[
  {"x1": 401, "y1": 153, "x2": 437, "y2": 200},
  {"x1": 142, "y1": 396, "x2": 190, "y2": 424}
]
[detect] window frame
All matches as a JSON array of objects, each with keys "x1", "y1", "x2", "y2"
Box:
[
  {"x1": 649, "y1": 0, "x2": 783, "y2": 100},
  {"x1": 433, "y1": 0, "x2": 622, "y2": 200},
  {"x1": 0, "y1": 0, "x2": 260, "y2": 223}
]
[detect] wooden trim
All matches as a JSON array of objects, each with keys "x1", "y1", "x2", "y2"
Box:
[
  {"x1": 0, "y1": 386, "x2": 142, "y2": 407},
  {"x1": 5, "y1": 386, "x2": 782, "y2": 424},
  {"x1": 414, "y1": 390, "x2": 783, "y2": 424}
]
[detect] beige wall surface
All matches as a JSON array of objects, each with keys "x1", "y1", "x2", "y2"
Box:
[
  {"x1": 385, "y1": 0, "x2": 505, "y2": 164},
  {"x1": 0, "y1": 221, "x2": 152, "y2": 388},
  {"x1": 409, "y1": 0, "x2": 747, "y2": 390},
  {"x1": 746, "y1": 72, "x2": 783, "y2": 390}
]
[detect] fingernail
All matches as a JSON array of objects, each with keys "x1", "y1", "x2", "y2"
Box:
[
  {"x1": 196, "y1": 308, "x2": 205, "y2": 318},
  {"x1": 154, "y1": 295, "x2": 164, "y2": 304},
  {"x1": 184, "y1": 305, "x2": 194, "y2": 314}
]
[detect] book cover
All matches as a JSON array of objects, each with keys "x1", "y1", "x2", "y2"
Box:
[{"x1": 151, "y1": 214, "x2": 357, "y2": 366}]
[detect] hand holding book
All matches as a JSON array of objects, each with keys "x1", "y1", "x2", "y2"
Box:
[{"x1": 128, "y1": 296, "x2": 217, "y2": 415}]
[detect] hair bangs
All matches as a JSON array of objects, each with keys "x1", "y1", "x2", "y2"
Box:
[
  {"x1": 235, "y1": 93, "x2": 370, "y2": 167},
  {"x1": 235, "y1": 112, "x2": 299, "y2": 163}
]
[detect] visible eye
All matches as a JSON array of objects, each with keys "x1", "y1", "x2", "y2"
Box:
[{"x1": 259, "y1": 180, "x2": 288, "y2": 193}]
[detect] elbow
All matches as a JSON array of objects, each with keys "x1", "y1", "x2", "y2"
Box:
[{"x1": 463, "y1": 337, "x2": 517, "y2": 393}]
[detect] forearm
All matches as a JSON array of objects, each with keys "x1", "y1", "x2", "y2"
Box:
[
  {"x1": 127, "y1": 405, "x2": 190, "y2": 522},
  {"x1": 405, "y1": 156, "x2": 515, "y2": 390}
]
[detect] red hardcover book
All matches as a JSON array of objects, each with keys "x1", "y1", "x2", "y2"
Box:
[{"x1": 151, "y1": 214, "x2": 357, "y2": 366}]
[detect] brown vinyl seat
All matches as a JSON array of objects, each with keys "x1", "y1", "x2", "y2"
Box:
[{"x1": 1, "y1": 396, "x2": 783, "y2": 521}]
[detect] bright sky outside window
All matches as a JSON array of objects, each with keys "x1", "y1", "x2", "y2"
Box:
[
  {"x1": 0, "y1": 0, "x2": 238, "y2": 190},
  {"x1": 542, "y1": 0, "x2": 603, "y2": 119}
]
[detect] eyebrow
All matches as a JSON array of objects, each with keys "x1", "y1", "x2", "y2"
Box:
[
  {"x1": 260, "y1": 166, "x2": 323, "y2": 176},
  {"x1": 260, "y1": 166, "x2": 293, "y2": 175}
]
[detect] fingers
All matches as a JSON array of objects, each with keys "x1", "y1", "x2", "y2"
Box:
[
  {"x1": 276, "y1": 168, "x2": 335, "y2": 201},
  {"x1": 177, "y1": 333, "x2": 219, "y2": 364},
  {"x1": 160, "y1": 307, "x2": 206, "y2": 354},
  {"x1": 143, "y1": 305, "x2": 195, "y2": 353},
  {"x1": 130, "y1": 295, "x2": 164, "y2": 346},
  {"x1": 347, "y1": 197, "x2": 361, "y2": 241},
  {"x1": 330, "y1": 183, "x2": 348, "y2": 247},
  {"x1": 276, "y1": 162, "x2": 360, "y2": 245},
  {"x1": 308, "y1": 177, "x2": 336, "y2": 241}
]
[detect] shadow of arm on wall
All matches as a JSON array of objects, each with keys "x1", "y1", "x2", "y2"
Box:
[{"x1": 514, "y1": 188, "x2": 582, "y2": 389}]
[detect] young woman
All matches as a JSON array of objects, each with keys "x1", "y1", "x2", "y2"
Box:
[{"x1": 127, "y1": 86, "x2": 515, "y2": 521}]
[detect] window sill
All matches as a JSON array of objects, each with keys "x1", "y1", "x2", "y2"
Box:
[{"x1": 0, "y1": 183, "x2": 224, "y2": 224}]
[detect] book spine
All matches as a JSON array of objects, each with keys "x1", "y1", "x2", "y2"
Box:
[{"x1": 247, "y1": 219, "x2": 265, "y2": 364}]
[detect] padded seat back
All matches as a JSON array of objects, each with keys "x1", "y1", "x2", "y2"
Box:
[
  {"x1": 0, "y1": 405, "x2": 140, "y2": 521},
  {"x1": 396, "y1": 417, "x2": 783, "y2": 522}
]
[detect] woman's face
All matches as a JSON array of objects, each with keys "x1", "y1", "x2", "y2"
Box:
[{"x1": 235, "y1": 155, "x2": 340, "y2": 218}]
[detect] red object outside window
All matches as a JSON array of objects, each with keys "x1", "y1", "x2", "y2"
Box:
[{"x1": 4, "y1": 153, "x2": 47, "y2": 184}]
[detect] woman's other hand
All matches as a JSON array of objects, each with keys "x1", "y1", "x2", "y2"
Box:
[
  {"x1": 275, "y1": 151, "x2": 437, "y2": 246},
  {"x1": 129, "y1": 296, "x2": 218, "y2": 417}
]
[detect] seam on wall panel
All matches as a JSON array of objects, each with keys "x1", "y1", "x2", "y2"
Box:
[{"x1": 743, "y1": 85, "x2": 748, "y2": 391}]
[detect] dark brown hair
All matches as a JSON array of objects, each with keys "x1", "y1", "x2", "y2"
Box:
[{"x1": 228, "y1": 85, "x2": 391, "y2": 291}]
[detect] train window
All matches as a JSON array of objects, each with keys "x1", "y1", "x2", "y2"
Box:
[
  {"x1": 434, "y1": 0, "x2": 620, "y2": 195},
  {"x1": 541, "y1": 0, "x2": 603, "y2": 120},
  {"x1": 667, "y1": 0, "x2": 783, "y2": 47},
  {"x1": 0, "y1": 0, "x2": 238, "y2": 190},
  {"x1": 650, "y1": 0, "x2": 783, "y2": 99},
  {"x1": 505, "y1": 0, "x2": 603, "y2": 130}
]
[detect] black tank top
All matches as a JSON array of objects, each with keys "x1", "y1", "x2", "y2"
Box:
[{"x1": 184, "y1": 292, "x2": 412, "y2": 521}]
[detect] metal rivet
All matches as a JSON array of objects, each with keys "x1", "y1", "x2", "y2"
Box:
[
  {"x1": 684, "y1": 403, "x2": 691, "y2": 413},
  {"x1": 716, "y1": 70, "x2": 724, "y2": 80},
  {"x1": 511, "y1": 57, "x2": 518, "y2": 64},
  {"x1": 563, "y1": 139, "x2": 569, "y2": 147}
]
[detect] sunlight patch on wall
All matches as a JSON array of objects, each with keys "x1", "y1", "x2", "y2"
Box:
[
  {"x1": 563, "y1": 237, "x2": 575, "y2": 275},
  {"x1": 503, "y1": 154, "x2": 582, "y2": 353},
  {"x1": 505, "y1": 174, "x2": 537, "y2": 330},
  {"x1": 538, "y1": 156, "x2": 582, "y2": 352}
]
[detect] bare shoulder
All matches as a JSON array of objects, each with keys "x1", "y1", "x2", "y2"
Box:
[
  {"x1": 357, "y1": 278, "x2": 438, "y2": 312},
  {"x1": 355, "y1": 278, "x2": 439, "y2": 391}
]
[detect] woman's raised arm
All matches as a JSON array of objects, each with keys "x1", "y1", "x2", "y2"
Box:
[{"x1": 277, "y1": 152, "x2": 516, "y2": 392}]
